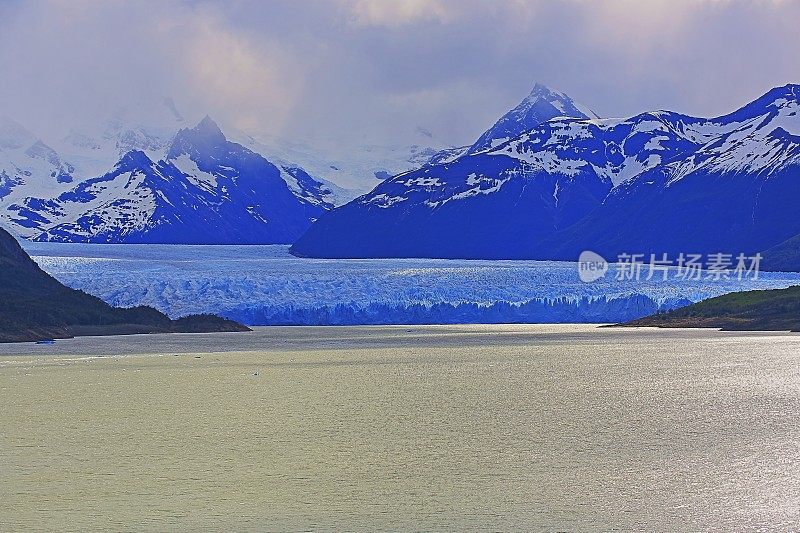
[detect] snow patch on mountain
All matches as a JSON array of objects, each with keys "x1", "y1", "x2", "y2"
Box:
[
  {"x1": 170, "y1": 153, "x2": 219, "y2": 191},
  {"x1": 291, "y1": 84, "x2": 800, "y2": 260},
  {"x1": 3, "y1": 116, "x2": 333, "y2": 244},
  {"x1": 0, "y1": 98, "x2": 344, "y2": 241},
  {"x1": 235, "y1": 130, "x2": 455, "y2": 198},
  {"x1": 470, "y1": 83, "x2": 600, "y2": 154}
]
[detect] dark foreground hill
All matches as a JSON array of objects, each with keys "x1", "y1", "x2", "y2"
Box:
[
  {"x1": 623, "y1": 285, "x2": 800, "y2": 332},
  {"x1": 0, "y1": 227, "x2": 249, "y2": 343}
]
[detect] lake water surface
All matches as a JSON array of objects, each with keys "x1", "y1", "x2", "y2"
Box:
[{"x1": 2, "y1": 325, "x2": 800, "y2": 530}]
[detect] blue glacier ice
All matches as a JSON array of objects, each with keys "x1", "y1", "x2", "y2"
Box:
[{"x1": 22, "y1": 243, "x2": 800, "y2": 326}]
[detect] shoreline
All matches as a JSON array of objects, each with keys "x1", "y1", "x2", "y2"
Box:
[{"x1": 1, "y1": 323, "x2": 798, "y2": 359}]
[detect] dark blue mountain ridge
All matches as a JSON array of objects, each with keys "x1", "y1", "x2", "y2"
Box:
[
  {"x1": 714, "y1": 84, "x2": 800, "y2": 124},
  {"x1": 291, "y1": 84, "x2": 800, "y2": 260},
  {"x1": 470, "y1": 83, "x2": 601, "y2": 154},
  {"x1": 424, "y1": 82, "x2": 601, "y2": 166},
  {"x1": 22, "y1": 117, "x2": 332, "y2": 244}
]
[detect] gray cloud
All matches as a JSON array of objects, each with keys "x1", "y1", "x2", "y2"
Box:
[{"x1": 1, "y1": 0, "x2": 799, "y2": 148}]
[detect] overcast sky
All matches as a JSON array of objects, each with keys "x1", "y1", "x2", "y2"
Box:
[{"x1": 1, "y1": 0, "x2": 799, "y2": 148}]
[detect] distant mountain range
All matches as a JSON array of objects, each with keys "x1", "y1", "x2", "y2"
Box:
[
  {"x1": 238, "y1": 127, "x2": 455, "y2": 193},
  {"x1": 33, "y1": 118, "x2": 337, "y2": 243},
  {"x1": 0, "y1": 97, "x2": 449, "y2": 243},
  {"x1": 292, "y1": 84, "x2": 800, "y2": 263},
  {"x1": 5, "y1": 84, "x2": 800, "y2": 261}
]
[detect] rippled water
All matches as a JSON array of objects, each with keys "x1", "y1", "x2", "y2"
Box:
[{"x1": 2, "y1": 325, "x2": 800, "y2": 530}]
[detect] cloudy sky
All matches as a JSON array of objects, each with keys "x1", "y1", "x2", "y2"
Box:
[{"x1": 1, "y1": 0, "x2": 799, "y2": 148}]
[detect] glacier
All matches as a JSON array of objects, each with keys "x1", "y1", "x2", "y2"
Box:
[{"x1": 23, "y1": 243, "x2": 800, "y2": 326}]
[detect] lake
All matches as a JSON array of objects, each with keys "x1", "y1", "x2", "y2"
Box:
[{"x1": 2, "y1": 325, "x2": 800, "y2": 530}]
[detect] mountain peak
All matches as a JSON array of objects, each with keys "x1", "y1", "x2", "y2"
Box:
[
  {"x1": 745, "y1": 84, "x2": 800, "y2": 110},
  {"x1": 716, "y1": 83, "x2": 800, "y2": 123},
  {"x1": 24, "y1": 139, "x2": 58, "y2": 160},
  {"x1": 521, "y1": 83, "x2": 599, "y2": 119},
  {"x1": 760, "y1": 84, "x2": 800, "y2": 110},
  {"x1": 116, "y1": 150, "x2": 154, "y2": 171},
  {"x1": 764, "y1": 83, "x2": 800, "y2": 99},
  {"x1": 195, "y1": 115, "x2": 224, "y2": 138},
  {"x1": 168, "y1": 116, "x2": 227, "y2": 159},
  {"x1": 469, "y1": 83, "x2": 599, "y2": 153},
  {"x1": 529, "y1": 82, "x2": 558, "y2": 97}
]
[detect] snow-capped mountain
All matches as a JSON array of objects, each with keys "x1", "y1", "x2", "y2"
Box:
[
  {"x1": 0, "y1": 94, "x2": 351, "y2": 242},
  {"x1": 54, "y1": 96, "x2": 190, "y2": 180},
  {"x1": 423, "y1": 83, "x2": 600, "y2": 168},
  {"x1": 470, "y1": 83, "x2": 600, "y2": 153},
  {"x1": 0, "y1": 91, "x2": 445, "y2": 238},
  {"x1": 548, "y1": 84, "x2": 800, "y2": 259},
  {"x1": 291, "y1": 84, "x2": 800, "y2": 260},
  {"x1": 0, "y1": 97, "x2": 192, "y2": 229},
  {"x1": 3, "y1": 117, "x2": 333, "y2": 243},
  {"x1": 0, "y1": 116, "x2": 78, "y2": 207},
  {"x1": 235, "y1": 126, "x2": 456, "y2": 196}
]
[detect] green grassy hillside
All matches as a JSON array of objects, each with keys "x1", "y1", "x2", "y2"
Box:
[{"x1": 624, "y1": 285, "x2": 800, "y2": 331}]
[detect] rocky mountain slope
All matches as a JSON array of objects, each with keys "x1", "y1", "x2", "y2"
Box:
[
  {"x1": 0, "y1": 97, "x2": 344, "y2": 243},
  {"x1": 3, "y1": 117, "x2": 335, "y2": 244},
  {"x1": 292, "y1": 84, "x2": 800, "y2": 261}
]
